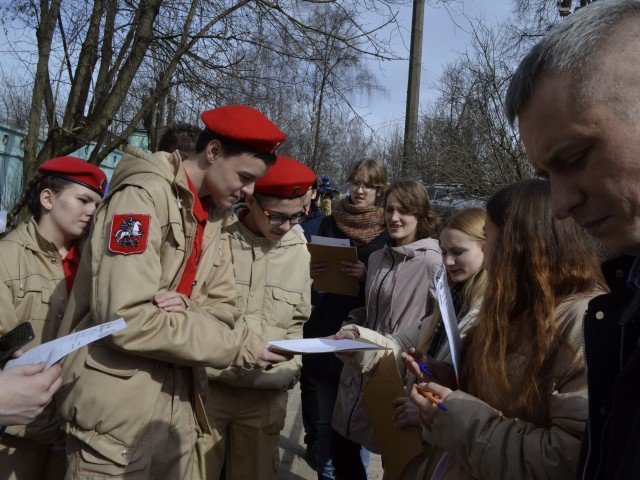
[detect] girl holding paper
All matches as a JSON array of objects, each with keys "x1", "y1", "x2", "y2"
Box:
[
  {"x1": 301, "y1": 158, "x2": 389, "y2": 480},
  {"x1": 330, "y1": 179, "x2": 442, "y2": 480},
  {"x1": 407, "y1": 179, "x2": 605, "y2": 480},
  {"x1": 0, "y1": 157, "x2": 106, "y2": 480},
  {"x1": 335, "y1": 206, "x2": 487, "y2": 479}
]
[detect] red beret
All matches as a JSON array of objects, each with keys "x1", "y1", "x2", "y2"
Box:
[
  {"x1": 201, "y1": 105, "x2": 286, "y2": 155},
  {"x1": 254, "y1": 156, "x2": 317, "y2": 198},
  {"x1": 38, "y1": 156, "x2": 108, "y2": 197}
]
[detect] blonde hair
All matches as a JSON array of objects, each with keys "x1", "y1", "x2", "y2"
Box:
[{"x1": 418, "y1": 208, "x2": 488, "y2": 353}]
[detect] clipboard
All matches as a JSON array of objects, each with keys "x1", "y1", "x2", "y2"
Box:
[
  {"x1": 307, "y1": 243, "x2": 359, "y2": 297},
  {"x1": 362, "y1": 352, "x2": 423, "y2": 480}
]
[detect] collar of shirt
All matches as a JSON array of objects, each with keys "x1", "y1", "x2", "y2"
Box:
[{"x1": 184, "y1": 173, "x2": 209, "y2": 222}]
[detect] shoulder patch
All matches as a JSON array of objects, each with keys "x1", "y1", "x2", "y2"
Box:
[{"x1": 109, "y1": 214, "x2": 150, "y2": 255}]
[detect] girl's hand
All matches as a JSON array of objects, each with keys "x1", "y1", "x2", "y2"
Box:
[
  {"x1": 154, "y1": 291, "x2": 187, "y2": 312},
  {"x1": 408, "y1": 382, "x2": 453, "y2": 428},
  {"x1": 401, "y1": 349, "x2": 457, "y2": 389},
  {"x1": 341, "y1": 260, "x2": 367, "y2": 283},
  {"x1": 391, "y1": 396, "x2": 421, "y2": 429},
  {"x1": 310, "y1": 261, "x2": 328, "y2": 279}
]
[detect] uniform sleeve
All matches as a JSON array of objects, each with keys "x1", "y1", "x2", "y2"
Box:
[{"x1": 95, "y1": 186, "x2": 264, "y2": 368}]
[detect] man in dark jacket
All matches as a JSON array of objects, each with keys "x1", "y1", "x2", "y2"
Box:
[{"x1": 504, "y1": 1, "x2": 640, "y2": 479}]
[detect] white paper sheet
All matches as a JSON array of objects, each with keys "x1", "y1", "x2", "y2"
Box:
[
  {"x1": 434, "y1": 265, "x2": 462, "y2": 386},
  {"x1": 310, "y1": 235, "x2": 350, "y2": 247},
  {"x1": 5, "y1": 318, "x2": 127, "y2": 370},
  {"x1": 268, "y1": 338, "x2": 384, "y2": 354}
]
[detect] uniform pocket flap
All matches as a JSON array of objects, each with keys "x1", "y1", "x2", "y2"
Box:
[
  {"x1": 85, "y1": 344, "x2": 139, "y2": 378},
  {"x1": 271, "y1": 288, "x2": 302, "y2": 305}
]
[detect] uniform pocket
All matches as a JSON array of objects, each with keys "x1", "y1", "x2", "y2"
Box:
[
  {"x1": 265, "y1": 287, "x2": 302, "y2": 327},
  {"x1": 85, "y1": 344, "x2": 139, "y2": 378}
]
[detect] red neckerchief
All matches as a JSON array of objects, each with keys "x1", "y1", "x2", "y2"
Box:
[
  {"x1": 61, "y1": 241, "x2": 81, "y2": 296},
  {"x1": 176, "y1": 174, "x2": 209, "y2": 297}
]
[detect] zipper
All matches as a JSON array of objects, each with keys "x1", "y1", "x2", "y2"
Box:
[{"x1": 581, "y1": 311, "x2": 591, "y2": 480}]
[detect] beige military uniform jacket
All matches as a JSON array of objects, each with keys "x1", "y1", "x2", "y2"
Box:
[
  {"x1": 0, "y1": 217, "x2": 71, "y2": 443},
  {"x1": 206, "y1": 211, "x2": 312, "y2": 390},
  {"x1": 56, "y1": 147, "x2": 266, "y2": 466}
]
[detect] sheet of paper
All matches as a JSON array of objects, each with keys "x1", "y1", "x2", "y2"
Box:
[
  {"x1": 268, "y1": 338, "x2": 385, "y2": 354},
  {"x1": 434, "y1": 265, "x2": 461, "y2": 386},
  {"x1": 310, "y1": 235, "x2": 350, "y2": 247},
  {"x1": 5, "y1": 318, "x2": 127, "y2": 370}
]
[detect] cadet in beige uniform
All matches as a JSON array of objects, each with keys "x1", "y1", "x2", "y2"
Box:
[
  {"x1": 0, "y1": 157, "x2": 106, "y2": 480},
  {"x1": 187, "y1": 156, "x2": 314, "y2": 480},
  {"x1": 57, "y1": 106, "x2": 291, "y2": 480}
]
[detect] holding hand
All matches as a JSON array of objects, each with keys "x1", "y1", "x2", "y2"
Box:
[
  {"x1": 408, "y1": 382, "x2": 452, "y2": 428},
  {"x1": 257, "y1": 347, "x2": 292, "y2": 369},
  {"x1": 392, "y1": 396, "x2": 421, "y2": 429},
  {"x1": 401, "y1": 349, "x2": 457, "y2": 389},
  {"x1": 310, "y1": 261, "x2": 328, "y2": 279},
  {"x1": 0, "y1": 362, "x2": 62, "y2": 426},
  {"x1": 341, "y1": 260, "x2": 367, "y2": 283}
]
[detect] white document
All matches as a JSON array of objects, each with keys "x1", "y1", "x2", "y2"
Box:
[
  {"x1": 5, "y1": 318, "x2": 127, "y2": 370},
  {"x1": 310, "y1": 235, "x2": 350, "y2": 247},
  {"x1": 434, "y1": 265, "x2": 462, "y2": 386},
  {"x1": 268, "y1": 338, "x2": 384, "y2": 354}
]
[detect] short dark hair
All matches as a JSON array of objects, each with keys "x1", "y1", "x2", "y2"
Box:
[
  {"x1": 157, "y1": 124, "x2": 201, "y2": 159},
  {"x1": 195, "y1": 129, "x2": 277, "y2": 166}
]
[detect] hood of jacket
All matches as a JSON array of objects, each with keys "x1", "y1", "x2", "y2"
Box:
[
  {"x1": 384, "y1": 236, "x2": 440, "y2": 260},
  {"x1": 108, "y1": 145, "x2": 182, "y2": 198}
]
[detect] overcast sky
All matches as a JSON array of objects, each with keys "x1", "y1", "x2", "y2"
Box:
[{"x1": 356, "y1": 0, "x2": 515, "y2": 135}]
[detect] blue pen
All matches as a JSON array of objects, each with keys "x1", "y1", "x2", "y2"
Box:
[{"x1": 416, "y1": 361, "x2": 433, "y2": 377}]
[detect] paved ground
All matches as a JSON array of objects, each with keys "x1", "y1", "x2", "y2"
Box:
[{"x1": 278, "y1": 383, "x2": 383, "y2": 480}]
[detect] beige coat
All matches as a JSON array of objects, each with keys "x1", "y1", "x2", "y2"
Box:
[
  {"x1": 0, "y1": 217, "x2": 70, "y2": 443},
  {"x1": 421, "y1": 294, "x2": 593, "y2": 480},
  {"x1": 206, "y1": 211, "x2": 312, "y2": 389},
  {"x1": 56, "y1": 147, "x2": 266, "y2": 466}
]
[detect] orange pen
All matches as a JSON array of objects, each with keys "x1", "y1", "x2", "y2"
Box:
[{"x1": 415, "y1": 384, "x2": 447, "y2": 412}]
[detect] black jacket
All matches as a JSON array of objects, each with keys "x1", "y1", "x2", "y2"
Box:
[
  {"x1": 578, "y1": 255, "x2": 640, "y2": 480},
  {"x1": 302, "y1": 215, "x2": 389, "y2": 382}
]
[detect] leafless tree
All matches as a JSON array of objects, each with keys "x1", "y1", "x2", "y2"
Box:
[{"x1": 2, "y1": 0, "x2": 402, "y2": 193}]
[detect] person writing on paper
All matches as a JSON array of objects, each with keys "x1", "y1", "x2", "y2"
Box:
[
  {"x1": 0, "y1": 157, "x2": 106, "y2": 479},
  {"x1": 406, "y1": 179, "x2": 605, "y2": 480},
  {"x1": 335, "y1": 207, "x2": 487, "y2": 479},
  {"x1": 187, "y1": 156, "x2": 313, "y2": 480},
  {"x1": 301, "y1": 158, "x2": 389, "y2": 479},
  {"x1": 331, "y1": 179, "x2": 442, "y2": 480}
]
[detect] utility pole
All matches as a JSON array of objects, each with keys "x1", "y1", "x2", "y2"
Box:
[{"x1": 402, "y1": 0, "x2": 425, "y2": 177}]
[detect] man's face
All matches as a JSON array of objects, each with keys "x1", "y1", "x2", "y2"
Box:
[
  {"x1": 204, "y1": 151, "x2": 269, "y2": 208},
  {"x1": 519, "y1": 71, "x2": 640, "y2": 255}
]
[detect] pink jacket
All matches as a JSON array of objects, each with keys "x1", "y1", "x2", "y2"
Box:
[{"x1": 332, "y1": 237, "x2": 442, "y2": 452}]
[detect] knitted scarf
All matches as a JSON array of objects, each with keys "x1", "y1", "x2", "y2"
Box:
[{"x1": 332, "y1": 197, "x2": 385, "y2": 246}]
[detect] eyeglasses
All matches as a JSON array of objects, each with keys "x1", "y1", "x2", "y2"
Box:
[
  {"x1": 254, "y1": 196, "x2": 305, "y2": 226},
  {"x1": 349, "y1": 182, "x2": 376, "y2": 192}
]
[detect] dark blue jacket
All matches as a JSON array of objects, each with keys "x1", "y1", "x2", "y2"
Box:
[
  {"x1": 302, "y1": 215, "x2": 389, "y2": 382},
  {"x1": 578, "y1": 255, "x2": 640, "y2": 480}
]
